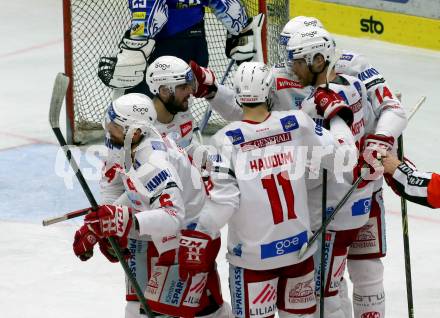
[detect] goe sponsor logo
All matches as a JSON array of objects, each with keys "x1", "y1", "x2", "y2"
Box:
[
  {"x1": 360, "y1": 16, "x2": 384, "y2": 35},
  {"x1": 260, "y1": 231, "x2": 308, "y2": 259}
]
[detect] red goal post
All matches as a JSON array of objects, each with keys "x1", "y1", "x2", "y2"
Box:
[{"x1": 63, "y1": 0, "x2": 290, "y2": 144}]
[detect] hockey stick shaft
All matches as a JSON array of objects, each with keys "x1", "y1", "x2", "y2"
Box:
[
  {"x1": 199, "y1": 58, "x2": 235, "y2": 133},
  {"x1": 43, "y1": 207, "x2": 90, "y2": 226},
  {"x1": 396, "y1": 92, "x2": 415, "y2": 318},
  {"x1": 299, "y1": 172, "x2": 365, "y2": 259},
  {"x1": 398, "y1": 135, "x2": 414, "y2": 318},
  {"x1": 407, "y1": 96, "x2": 426, "y2": 121},
  {"x1": 48, "y1": 73, "x2": 154, "y2": 318},
  {"x1": 319, "y1": 169, "x2": 327, "y2": 318}
]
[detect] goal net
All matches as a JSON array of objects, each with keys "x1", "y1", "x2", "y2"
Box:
[{"x1": 63, "y1": 0, "x2": 290, "y2": 144}]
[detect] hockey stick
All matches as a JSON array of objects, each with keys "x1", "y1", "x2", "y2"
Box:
[
  {"x1": 398, "y1": 133, "x2": 414, "y2": 318},
  {"x1": 318, "y1": 52, "x2": 342, "y2": 316},
  {"x1": 396, "y1": 93, "x2": 415, "y2": 318},
  {"x1": 299, "y1": 171, "x2": 366, "y2": 259},
  {"x1": 319, "y1": 169, "x2": 327, "y2": 318},
  {"x1": 43, "y1": 207, "x2": 90, "y2": 226},
  {"x1": 198, "y1": 58, "x2": 235, "y2": 133},
  {"x1": 47, "y1": 73, "x2": 154, "y2": 318},
  {"x1": 299, "y1": 94, "x2": 427, "y2": 260},
  {"x1": 407, "y1": 95, "x2": 426, "y2": 121}
]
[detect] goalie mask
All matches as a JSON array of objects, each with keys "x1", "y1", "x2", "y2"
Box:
[
  {"x1": 279, "y1": 16, "x2": 324, "y2": 47},
  {"x1": 102, "y1": 93, "x2": 157, "y2": 137},
  {"x1": 286, "y1": 26, "x2": 336, "y2": 69},
  {"x1": 233, "y1": 62, "x2": 274, "y2": 108}
]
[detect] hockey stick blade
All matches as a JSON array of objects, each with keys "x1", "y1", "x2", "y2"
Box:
[
  {"x1": 299, "y1": 171, "x2": 365, "y2": 259},
  {"x1": 49, "y1": 73, "x2": 69, "y2": 129},
  {"x1": 42, "y1": 207, "x2": 90, "y2": 226},
  {"x1": 251, "y1": 13, "x2": 265, "y2": 63}
]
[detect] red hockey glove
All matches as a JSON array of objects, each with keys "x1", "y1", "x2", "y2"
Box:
[
  {"x1": 156, "y1": 249, "x2": 178, "y2": 266},
  {"x1": 189, "y1": 60, "x2": 217, "y2": 99},
  {"x1": 98, "y1": 238, "x2": 131, "y2": 263},
  {"x1": 354, "y1": 134, "x2": 395, "y2": 188},
  {"x1": 73, "y1": 225, "x2": 98, "y2": 261},
  {"x1": 314, "y1": 87, "x2": 354, "y2": 127},
  {"x1": 363, "y1": 134, "x2": 395, "y2": 152},
  {"x1": 178, "y1": 230, "x2": 220, "y2": 280},
  {"x1": 73, "y1": 205, "x2": 132, "y2": 261}
]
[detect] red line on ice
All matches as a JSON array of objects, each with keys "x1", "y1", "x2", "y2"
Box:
[{"x1": 0, "y1": 39, "x2": 62, "y2": 59}]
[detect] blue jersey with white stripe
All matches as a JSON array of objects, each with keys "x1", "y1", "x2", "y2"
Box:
[{"x1": 128, "y1": 0, "x2": 248, "y2": 38}]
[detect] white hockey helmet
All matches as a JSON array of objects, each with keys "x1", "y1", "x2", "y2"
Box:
[
  {"x1": 286, "y1": 26, "x2": 336, "y2": 67},
  {"x1": 146, "y1": 56, "x2": 196, "y2": 95},
  {"x1": 234, "y1": 62, "x2": 274, "y2": 106},
  {"x1": 279, "y1": 16, "x2": 324, "y2": 46},
  {"x1": 102, "y1": 93, "x2": 157, "y2": 135}
]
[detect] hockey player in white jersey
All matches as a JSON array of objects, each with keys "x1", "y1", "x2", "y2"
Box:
[
  {"x1": 194, "y1": 61, "x2": 356, "y2": 318},
  {"x1": 193, "y1": 15, "x2": 407, "y2": 317},
  {"x1": 75, "y1": 59, "x2": 231, "y2": 317},
  {"x1": 285, "y1": 26, "x2": 387, "y2": 318},
  {"x1": 280, "y1": 17, "x2": 407, "y2": 318}
]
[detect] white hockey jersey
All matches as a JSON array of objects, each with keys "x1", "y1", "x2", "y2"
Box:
[
  {"x1": 203, "y1": 110, "x2": 349, "y2": 270},
  {"x1": 301, "y1": 74, "x2": 375, "y2": 231},
  {"x1": 100, "y1": 112, "x2": 206, "y2": 253},
  {"x1": 209, "y1": 53, "x2": 407, "y2": 138},
  {"x1": 100, "y1": 108, "x2": 196, "y2": 205}
]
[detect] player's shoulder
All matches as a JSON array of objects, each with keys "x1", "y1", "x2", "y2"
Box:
[{"x1": 336, "y1": 50, "x2": 374, "y2": 77}]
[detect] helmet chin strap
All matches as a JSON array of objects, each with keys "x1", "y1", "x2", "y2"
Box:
[{"x1": 308, "y1": 60, "x2": 329, "y2": 86}]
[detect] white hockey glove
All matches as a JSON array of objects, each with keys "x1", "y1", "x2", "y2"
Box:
[
  {"x1": 225, "y1": 13, "x2": 264, "y2": 64},
  {"x1": 98, "y1": 31, "x2": 155, "y2": 89}
]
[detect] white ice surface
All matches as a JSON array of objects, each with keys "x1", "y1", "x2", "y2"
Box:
[{"x1": 1, "y1": 1, "x2": 440, "y2": 317}]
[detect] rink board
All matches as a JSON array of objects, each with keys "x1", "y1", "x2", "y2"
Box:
[{"x1": 290, "y1": 0, "x2": 440, "y2": 50}]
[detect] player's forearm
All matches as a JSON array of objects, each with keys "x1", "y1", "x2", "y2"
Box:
[
  {"x1": 209, "y1": 84, "x2": 243, "y2": 121},
  {"x1": 196, "y1": 199, "x2": 237, "y2": 237},
  {"x1": 375, "y1": 107, "x2": 407, "y2": 138},
  {"x1": 128, "y1": 0, "x2": 168, "y2": 39},
  {"x1": 209, "y1": 0, "x2": 248, "y2": 35}
]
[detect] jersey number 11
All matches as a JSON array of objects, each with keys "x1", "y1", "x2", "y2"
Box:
[{"x1": 261, "y1": 171, "x2": 297, "y2": 224}]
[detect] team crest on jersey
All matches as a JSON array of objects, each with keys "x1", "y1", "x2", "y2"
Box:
[
  {"x1": 276, "y1": 77, "x2": 303, "y2": 90},
  {"x1": 280, "y1": 115, "x2": 299, "y2": 132},
  {"x1": 180, "y1": 121, "x2": 192, "y2": 137},
  {"x1": 340, "y1": 54, "x2": 354, "y2": 61},
  {"x1": 225, "y1": 129, "x2": 245, "y2": 145}
]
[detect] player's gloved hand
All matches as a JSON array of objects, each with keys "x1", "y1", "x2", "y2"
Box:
[
  {"x1": 98, "y1": 238, "x2": 131, "y2": 263},
  {"x1": 73, "y1": 205, "x2": 133, "y2": 261},
  {"x1": 189, "y1": 61, "x2": 218, "y2": 99},
  {"x1": 354, "y1": 134, "x2": 395, "y2": 188},
  {"x1": 156, "y1": 249, "x2": 178, "y2": 266},
  {"x1": 225, "y1": 15, "x2": 264, "y2": 65},
  {"x1": 178, "y1": 230, "x2": 220, "y2": 280},
  {"x1": 98, "y1": 30, "x2": 155, "y2": 89},
  {"x1": 314, "y1": 87, "x2": 354, "y2": 127}
]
